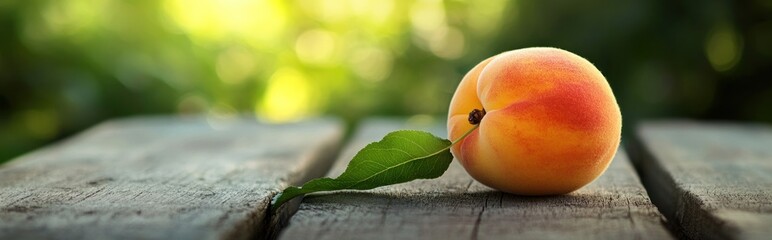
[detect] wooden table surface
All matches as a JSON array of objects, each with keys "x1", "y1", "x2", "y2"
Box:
[
  {"x1": 630, "y1": 121, "x2": 772, "y2": 240},
  {"x1": 0, "y1": 116, "x2": 770, "y2": 240},
  {"x1": 279, "y1": 119, "x2": 671, "y2": 240},
  {"x1": 0, "y1": 117, "x2": 342, "y2": 240}
]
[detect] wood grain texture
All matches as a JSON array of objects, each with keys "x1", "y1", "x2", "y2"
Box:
[
  {"x1": 0, "y1": 116, "x2": 343, "y2": 240},
  {"x1": 631, "y1": 121, "x2": 772, "y2": 240},
  {"x1": 279, "y1": 119, "x2": 672, "y2": 240}
]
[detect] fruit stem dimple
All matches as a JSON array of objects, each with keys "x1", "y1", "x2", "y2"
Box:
[{"x1": 468, "y1": 108, "x2": 486, "y2": 125}]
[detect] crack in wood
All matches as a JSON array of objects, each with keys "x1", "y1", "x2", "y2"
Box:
[{"x1": 470, "y1": 194, "x2": 488, "y2": 240}]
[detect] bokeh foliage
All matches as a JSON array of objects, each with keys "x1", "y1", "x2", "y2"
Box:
[{"x1": 1, "y1": 0, "x2": 771, "y2": 163}]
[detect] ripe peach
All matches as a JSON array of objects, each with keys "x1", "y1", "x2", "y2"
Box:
[{"x1": 447, "y1": 47, "x2": 621, "y2": 195}]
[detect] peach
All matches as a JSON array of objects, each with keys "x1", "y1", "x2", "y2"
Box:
[{"x1": 447, "y1": 47, "x2": 622, "y2": 195}]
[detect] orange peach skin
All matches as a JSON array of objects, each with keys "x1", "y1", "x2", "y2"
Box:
[{"x1": 448, "y1": 47, "x2": 622, "y2": 195}]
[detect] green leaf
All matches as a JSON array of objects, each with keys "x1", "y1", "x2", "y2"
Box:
[{"x1": 271, "y1": 130, "x2": 454, "y2": 210}]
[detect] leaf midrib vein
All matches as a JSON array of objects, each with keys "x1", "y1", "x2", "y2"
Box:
[{"x1": 342, "y1": 145, "x2": 451, "y2": 189}]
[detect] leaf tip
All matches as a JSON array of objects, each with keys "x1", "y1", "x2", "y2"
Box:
[
  {"x1": 270, "y1": 192, "x2": 282, "y2": 206},
  {"x1": 271, "y1": 186, "x2": 304, "y2": 213}
]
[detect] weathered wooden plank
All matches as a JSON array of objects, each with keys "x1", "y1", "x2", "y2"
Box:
[
  {"x1": 631, "y1": 121, "x2": 772, "y2": 240},
  {"x1": 0, "y1": 116, "x2": 343, "y2": 240},
  {"x1": 279, "y1": 119, "x2": 672, "y2": 240}
]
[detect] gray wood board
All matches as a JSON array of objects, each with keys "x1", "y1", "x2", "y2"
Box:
[
  {"x1": 631, "y1": 121, "x2": 772, "y2": 240},
  {"x1": 279, "y1": 118, "x2": 672, "y2": 240},
  {"x1": 0, "y1": 116, "x2": 343, "y2": 240}
]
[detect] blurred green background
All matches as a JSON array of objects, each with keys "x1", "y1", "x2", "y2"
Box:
[{"x1": 1, "y1": 0, "x2": 771, "y2": 164}]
